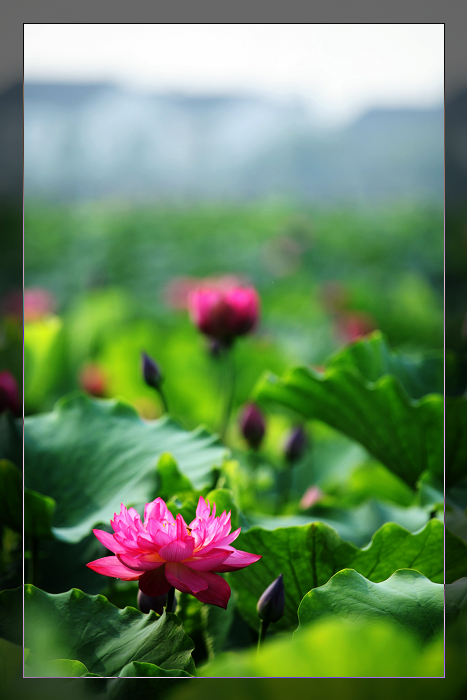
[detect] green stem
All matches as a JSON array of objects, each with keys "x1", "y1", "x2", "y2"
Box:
[
  {"x1": 257, "y1": 619, "x2": 270, "y2": 653},
  {"x1": 275, "y1": 462, "x2": 294, "y2": 515},
  {"x1": 248, "y1": 451, "x2": 260, "y2": 502},
  {"x1": 166, "y1": 587, "x2": 175, "y2": 613},
  {"x1": 220, "y1": 346, "x2": 235, "y2": 442},
  {"x1": 157, "y1": 386, "x2": 169, "y2": 414},
  {"x1": 248, "y1": 451, "x2": 260, "y2": 471}
]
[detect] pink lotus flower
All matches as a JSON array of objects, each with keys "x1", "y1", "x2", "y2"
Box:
[
  {"x1": 87, "y1": 496, "x2": 261, "y2": 609},
  {"x1": 2, "y1": 287, "x2": 56, "y2": 322},
  {"x1": 188, "y1": 283, "x2": 259, "y2": 344},
  {"x1": 164, "y1": 274, "x2": 244, "y2": 311}
]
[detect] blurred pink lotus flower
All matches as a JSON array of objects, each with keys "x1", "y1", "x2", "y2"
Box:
[
  {"x1": 2, "y1": 287, "x2": 56, "y2": 322},
  {"x1": 87, "y1": 496, "x2": 261, "y2": 609},
  {"x1": 0, "y1": 370, "x2": 20, "y2": 415},
  {"x1": 188, "y1": 282, "x2": 260, "y2": 344},
  {"x1": 79, "y1": 364, "x2": 107, "y2": 397},
  {"x1": 299, "y1": 485, "x2": 323, "y2": 510},
  {"x1": 164, "y1": 274, "x2": 244, "y2": 311},
  {"x1": 335, "y1": 311, "x2": 376, "y2": 343}
]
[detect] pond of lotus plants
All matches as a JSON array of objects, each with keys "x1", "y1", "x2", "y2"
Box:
[{"x1": 0, "y1": 203, "x2": 464, "y2": 693}]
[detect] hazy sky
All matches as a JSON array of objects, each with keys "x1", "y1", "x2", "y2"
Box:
[{"x1": 24, "y1": 24, "x2": 444, "y2": 124}]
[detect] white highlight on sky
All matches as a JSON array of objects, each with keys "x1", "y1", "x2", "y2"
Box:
[{"x1": 24, "y1": 23, "x2": 444, "y2": 125}]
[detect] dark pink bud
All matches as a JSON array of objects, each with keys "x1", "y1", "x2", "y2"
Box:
[
  {"x1": 0, "y1": 371, "x2": 20, "y2": 415},
  {"x1": 240, "y1": 403, "x2": 266, "y2": 451},
  {"x1": 188, "y1": 285, "x2": 259, "y2": 343},
  {"x1": 257, "y1": 573, "x2": 285, "y2": 623},
  {"x1": 142, "y1": 352, "x2": 163, "y2": 389},
  {"x1": 79, "y1": 364, "x2": 106, "y2": 397},
  {"x1": 284, "y1": 425, "x2": 307, "y2": 464}
]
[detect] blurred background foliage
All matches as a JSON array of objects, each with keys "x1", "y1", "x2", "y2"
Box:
[{"x1": 20, "y1": 201, "x2": 443, "y2": 428}]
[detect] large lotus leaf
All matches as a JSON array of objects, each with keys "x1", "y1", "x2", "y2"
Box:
[
  {"x1": 246, "y1": 499, "x2": 430, "y2": 547},
  {"x1": 327, "y1": 332, "x2": 442, "y2": 397},
  {"x1": 118, "y1": 661, "x2": 193, "y2": 677},
  {"x1": 254, "y1": 334, "x2": 442, "y2": 487},
  {"x1": 0, "y1": 585, "x2": 195, "y2": 677},
  {"x1": 23, "y1": 393, "x2": 228, "y2": 542},
  {"x1": 297, "y1": 569, "x2": 443, "y2": 645},
  {"x1": 199, "y1": 616, "x2": 443, "y2": 678},
  {"x1": 232, "y1": 519, "x2": 443, "y2": 631}
]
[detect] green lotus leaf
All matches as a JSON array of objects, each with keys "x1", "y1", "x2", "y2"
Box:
[
  {"x1": 118, "y1": 661, "x2": 193, "y2": 677},
  {"x1": 0, "y1": 585, "x2": 195, "y2": 678},
  {"x1": 254, "y1": 332, "x2": 442, "y2": 487},
  {"x1": 298, "y1": 569, "x2": 443, "y2": 646},
  {"x1": 232, "y1": 519, "x2": 444, "y2": 631},
  {"x1": 23, "y1": 393, "x2": 228, "y2": 542}
]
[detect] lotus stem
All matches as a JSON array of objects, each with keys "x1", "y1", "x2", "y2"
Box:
[
  {"x1": 257, "y1": 619, "x2": 269, "y2": 653},
  {"x1": 276, "y1": 465, "x2": 293, "y2": 514},
  {"x1": 166, "y1": 586, "x2": 175, "y2": 613},
  {"x1": 220, "y1": 346, "x2": 235, "y2": 442},
  {"x1": 157, "y1": 386, "x2": 169, "y2": 414}
]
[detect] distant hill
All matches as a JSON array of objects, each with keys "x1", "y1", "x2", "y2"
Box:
[{"x1": 20, "y1": 81, "x2": 444, "y2": 204}]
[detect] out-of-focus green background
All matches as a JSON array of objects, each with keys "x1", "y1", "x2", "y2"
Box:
[{"x1": 22, "y1": 201, "x2": 443, "y2": 434}]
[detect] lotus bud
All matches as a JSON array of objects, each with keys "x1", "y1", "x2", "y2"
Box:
[
  {"x1": 142, "y1": 351, "x2": 163, "y2": 390},
  {"x1": 188, "y1": 284, "x2": 260, "y2": 344},
  {"x1": 137, "y1": 590, "x2": 177, "y2": 615},
  {"x1": 0, "y1": 370, "x2": 20, "y2": 415},
  {"x1": 240, "y1": 403, "x2": 266, "y2": 451},
  {"x1": 284, "y1": 425, "x2": 307, "y2": 464},
  {"x1": 257, "y1": 573, "x2": 285, "y2": 623}
]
